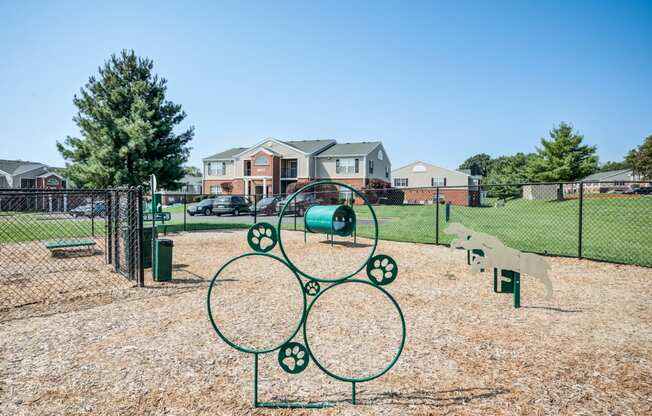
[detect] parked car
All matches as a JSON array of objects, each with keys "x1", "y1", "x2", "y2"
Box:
[
  {"x1": 250, "y1": 196, "x2": 281, "y2": 216},
  {"x1": 276, "y1": 193, "x2": 318, "y2": 216},
  {"x1": 70, "y1": 201, "x2": 107, "y2": 218},
  {"x1": 187, "y1": 196, "x2": 251, "y2": 216},
  {"x1": 623, "y1": 187, "x2": 652, "y2": 195}
]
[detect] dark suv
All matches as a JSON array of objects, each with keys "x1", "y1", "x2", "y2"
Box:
[
  {"x1": 276, "y1": 193, "x2": 318, "y2": 216},
  {"x1": 188, "y1": 196, "x2": 251, "y2": 216}
]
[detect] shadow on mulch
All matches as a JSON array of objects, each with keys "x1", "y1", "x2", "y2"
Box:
[
  {"x1": 268, "y1": 386, "x2": 510, "y2": 407},
  {"x1": 522, "y1": 305, "x2": 583, "y2": 313},
  {"x1": 317, "y1": 240, "x2": 374, "y2": 248}
]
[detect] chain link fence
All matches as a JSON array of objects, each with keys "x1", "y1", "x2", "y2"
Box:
[
  {"x1": 157, "y1": 180, "x2": 651, "y2": 267},
  {"x1": 0, "y1": 187, "x2": 143, "y2": 313}
]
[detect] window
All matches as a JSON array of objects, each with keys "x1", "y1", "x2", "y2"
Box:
[
  {"x1": 412, "y1": 164, "x2": 426, "y2": 172},
  {"x1": 244, "y1": 160, "x2": 251, "y2": 176},
  {"x1": 255, "y1": 156, "x2": 268, "y2": 165},
  {"x1": 336, "y1": 158, "x2": 358, "y2": 174},
  {"x1": 210, "y1": 185, "x2": 222, "y2": 194},
  {"x1": 369, "y1": 160, "x2": 374, "y2": 174},
  {"x1": 385, "y1": 166, "x2": 389, "y2": 178},
  {"x1": 208, "y1": 162, "x2": 226, "y2": 176},
  {"x1": 431, "y1": 177, "x2": 446, "y2": 187},
  {"x1": 394, "y1": 178, "x2": 408, "y2": 187},
  {"x1": 378, "y1": 149, "x2": 384, "y2": 160},
  {"x1": 281, "y1": 159, "x2": 297, "y2": 178},
  {"x1": 21, "y1": 178, "x2": 36, "y2": 189}
]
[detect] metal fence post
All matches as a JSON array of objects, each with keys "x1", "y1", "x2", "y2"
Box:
[
  {"x1": 91, "y1": 194, "x2": 95, "y2": 237},
  {"x1": 183, "y1": 193, "x2": 187, "y2": 232},
  {"x1": 253, "y1": 193, "x2": 257, "y2": 224},
  {"x1": 137, "y1": 187, "x2": 145, "y2": 287},
  {"x1": 106, "y1": 191, "x2": 112, "y2": 265},
  {"x1": 578, "y1": 182, "x2": 584, "y2": 259},
  {"x1": 435, "y1": 187, "x2": 440, "y2": 245}
]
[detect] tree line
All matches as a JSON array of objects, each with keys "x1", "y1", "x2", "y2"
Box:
[{"x1": 459, "y1": 124, "x2": 652, "y2": 184}]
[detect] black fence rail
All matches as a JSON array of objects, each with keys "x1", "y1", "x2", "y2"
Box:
[
  {"x1": 156, "y1": 180, "x2": 651, "y2": 267},
  {"x1": 0, "y1": 187, "x2": 143, "y2": 313}
]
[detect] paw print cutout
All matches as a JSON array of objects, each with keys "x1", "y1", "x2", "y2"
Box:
[
  {"x1": 277, "y1": 342, "x2": 309, "y2": 374},
  {"x1": 247, "y1": 223, "x2": 277, "y2": 253},
  {"x1": 366, "y1": 254, "x2": 398, "y2": 286},
  {"x1": 303, "y1": 280, "x2": 320, "y2": 296}
]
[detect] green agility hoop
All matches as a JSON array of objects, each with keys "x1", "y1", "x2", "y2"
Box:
[
  {"x1": 302, "y1": 279, "x2": 406, "y2": 383},
  {"x1": 277, "y1": 181, "x2": 379, "y2": 283},
  {"x1": 208, "y1": 181, "x2": 404, "y2": 408},
  {"x1": 206, "y1": 252, "x2": 307, "y2": 354}
]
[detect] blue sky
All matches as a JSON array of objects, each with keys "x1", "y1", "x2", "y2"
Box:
[{"x1": 1, "y1": 0, "x2": 650, "y2": 170}]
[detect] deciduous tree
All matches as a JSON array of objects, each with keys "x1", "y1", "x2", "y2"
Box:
[{"x1": 626, "y1": 134, "x2": 652, "y2": 180}]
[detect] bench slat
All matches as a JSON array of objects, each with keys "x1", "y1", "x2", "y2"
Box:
[{"x1": 45, "y1": 239, "x2": 97, "y2": 249}]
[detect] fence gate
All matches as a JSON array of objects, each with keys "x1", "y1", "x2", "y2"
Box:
[
  {"x1": 0, "y1": 187, "x2": 143, "y2": 315},
  {"x1": 107, "y1": 188, "x2": 144, "y2": 283}
]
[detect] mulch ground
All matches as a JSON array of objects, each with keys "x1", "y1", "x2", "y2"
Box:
[{"x1": 1, "y1": 229, "x2": 651, "y2": 415}]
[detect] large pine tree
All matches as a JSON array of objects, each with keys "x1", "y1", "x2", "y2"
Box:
[
  {"x1": 57, "y1": 50, "x2": 193, "y2": 188},
  {"x1": 527, "y1": 123, "x2": 598, "y2": 182}
]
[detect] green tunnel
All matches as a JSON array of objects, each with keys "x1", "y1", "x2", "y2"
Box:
[{"x1": 304, "y1": 205, "x2": 356, "y2": 237}]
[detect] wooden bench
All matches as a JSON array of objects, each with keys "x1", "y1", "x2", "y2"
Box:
[{"x1": 45, "y1": 239, "x2": 97, "y2": 257}]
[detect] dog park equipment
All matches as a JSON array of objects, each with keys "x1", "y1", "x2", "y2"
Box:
[
  {"x1": 45, "y1": 239, "x2": 96, "y2": 257},
  {"x1": 207, "y1": 181, "x2": 405, "y2": 408},
  {"x1": 444, "y1": 222, "x2": 552, "y2": 309},
  {"x1": 494, "y1": 269, "x2": 521, "y2": 308},
  {"x1": 303, "y1": 204, "x2": 356, "y2": 245}
]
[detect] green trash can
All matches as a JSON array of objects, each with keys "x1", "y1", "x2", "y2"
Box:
[{"x1": 154, "y1": 239, "x2": 173, "y2": 282}]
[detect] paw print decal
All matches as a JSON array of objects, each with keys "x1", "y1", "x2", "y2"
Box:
[
  {"x1": 303, "y1": 280, "x2": 320, "y2": 296},
  {"x1": 278, "y1": 342, "x2": 309, "y2": 374},
  {"x1": 366, "y1": 254, "x2": 398, "y2": 286},
  {"x1": 247, "y1": 223, "x2": 277, "y2": 253}
]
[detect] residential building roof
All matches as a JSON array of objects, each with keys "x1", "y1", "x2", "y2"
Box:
[
  {"x1": 392, "y1": 160, "x2": 470, "y2": 177},
  {"x1": 582, "y1": 169, "x2": 633, "y2": 182},
  {"x1": 281, "y1": 139, "x2": 336, "y2": 154},
  {"x1": 316, "y1": 141, "x2": 381, "y2": 157},
  {"x1": 0, "y1": 159, "x2": 48, "y2": 175},
  {"x1": 203, "y1": 147, "x2": 248, "y2": 161},
  {"x1": 179, "y1": 174, "x2": 202, "y2": 184}
]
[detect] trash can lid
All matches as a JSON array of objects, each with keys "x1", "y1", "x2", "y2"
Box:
[{"x1": 158, "y1": 239, "x2": 173, "y2": 247}]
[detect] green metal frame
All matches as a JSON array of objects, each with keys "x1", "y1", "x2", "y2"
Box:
[
  {"x1": 277, "y1": 181, "x2": 379, "y2": 283},
  {"x1": 493, "y1": 269, "x2": 521, "y2": 308},
  {"x1": 207, "y1": 181, "x2": 406, "y2": 408}
]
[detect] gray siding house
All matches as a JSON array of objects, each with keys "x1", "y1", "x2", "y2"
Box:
[
  {"x1": 0, "y1": 160, "x2": 67, "y2": 190},
  {"x1": 203, "y1": 138, "x2": 391, "y2": 197}
]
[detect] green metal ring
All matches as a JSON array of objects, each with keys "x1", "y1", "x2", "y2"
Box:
[
  {"x1": 277, "y1": 181, "x2": 379, "y2": 283},
  {"x1": 206, "y1": 252, "x2": 307, "y2": 354},
  {"x1": 247, "y1": 222, "x2": 278, "y2": 253},
  {"x1": 302, "y1": 279, "x2": 406, "y2": 383}
]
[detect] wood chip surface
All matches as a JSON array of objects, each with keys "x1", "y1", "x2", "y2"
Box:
[{"x1": 1, "y1": 229, "x2": 651, "y2": 415}]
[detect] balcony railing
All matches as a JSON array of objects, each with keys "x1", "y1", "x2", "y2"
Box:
[{"x1": 281, "y1": 168, "x2": 297, "y2": 178}]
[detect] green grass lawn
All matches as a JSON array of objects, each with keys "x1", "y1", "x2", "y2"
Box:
[
  {"x1": 350, "y1": 196, "x2": 652, "y2": 267},
  {"x1": 2, "y1": 196, "x2": 651, "y2": 267},
  {"x1": 0, "y1": 215, "x2": 107, "y2": 243}
]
